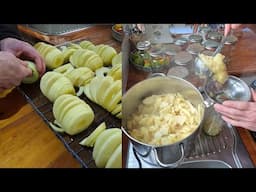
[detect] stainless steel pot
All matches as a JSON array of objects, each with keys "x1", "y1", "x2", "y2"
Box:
[{"x1": 122, "y1": 75, "x2": 206, "y2": 168}]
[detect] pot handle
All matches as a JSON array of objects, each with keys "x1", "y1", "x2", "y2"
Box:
[{"x1": 153, "y1": 143, "x2": 184, "y2": 168}]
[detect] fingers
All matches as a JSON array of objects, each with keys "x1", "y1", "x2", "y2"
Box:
[
  {"x1": 14, "y1": 42, "x2": 46, "y2": 76},
  {"x1": 224, "y1": 24, "x2": 231, "y2": 36},
  {"x1": 251, "y1": 88, "x2": 256, "y2": 102},
  {"x1": 217, "y1": 100, "x2": 253, "y2": 111},
  {"x1": 221, "y1": 115, "x2": 256, "y2": 131},
  {"x1": 34, "y1": 55, "x2": 46, "y2": 76},
  {"x1": 15, "y1": 57, "x2": 32, "y2": 77}
]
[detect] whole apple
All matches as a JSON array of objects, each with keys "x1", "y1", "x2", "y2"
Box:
[{"x1": 22, "y1": 61, "x2": 40, "y2": 84}]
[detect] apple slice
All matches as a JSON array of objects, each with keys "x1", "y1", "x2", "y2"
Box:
[
  {"x1": 94, "y1": 129, "x2": 121, "y2": 168},
  {"x1": 79, "y1": 121, "x2": 107, "y2": 147},
  {"x1": 92, "y1": 128, "x2": 121, "y2": 160},
  {"x1": 112, "y1": 52, "x2": 122, "y2": 66},
  {"x1": 105, "y1": 143, "x2": 122, "y2": 168}
]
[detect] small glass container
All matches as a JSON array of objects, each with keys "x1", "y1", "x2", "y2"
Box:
[
  {"x1": 201, "y1": 50, "x2": 214, "y2": 56},
  {"x1": 130, "y1": 41, "x2": 152, "y2": 71},
  {"x1": 164, "y1": 44, "x2": 182, "y2": 56},
  {"x1": 174, "y1": 51, "x2": 193, "y2": 65},
  {"x1": 203, "y1": 106, "x2": 224, "y2": 136},
  {"x1": 130, "y1": 41, "x2": 170, "y2": 72},
  {"x1": 207, "y1": 31, "x2": 222, "y2": 41},
  {"x1": 167, "y1": 66, "x2": 189, "y2": 79},
  {"x1": 174, "y1": 37, "x2": 188, "y2": 45},
  {"x1": 189, "y1": 34, "x2": 203, "y2": 43},
  {"x1": 198, "y1": 26, "x2": 211, "y2": 35},
  {"x1": 186, "y1": 43, "x2": 204, "y2": 55},
  {"x1": 202, "y1": 40, "x2": 220, "y2": 51}
]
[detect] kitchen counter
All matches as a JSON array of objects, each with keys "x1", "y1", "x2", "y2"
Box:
[
  {"x1": 0, "y1": 24, "x2": 120, "y2": 168},
  {"x1": 122, "y1": 27, "x2": 256, "y2": 168}
]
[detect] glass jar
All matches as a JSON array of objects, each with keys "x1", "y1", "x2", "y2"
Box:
[
  {"x1": 203, "y1": 106, "x2": 224, "y2": 136},
  {"x1": 130, "y1": 41, "x2": 170, "y2": 72}
]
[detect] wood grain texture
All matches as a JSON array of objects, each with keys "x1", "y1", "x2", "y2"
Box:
[
  {"x1": 0, "y1": 89, "x2": 81, "y2": 168},
  {"x1": 223, "y1": 28, "x2": 256, "y2": 75},
  {"x1": 236, "y1": 128, "x2": 256, "y2": 165}
]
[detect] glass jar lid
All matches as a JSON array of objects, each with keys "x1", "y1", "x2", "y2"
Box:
[
  {"x1": 174, "y1": 37, "x2": 188, "y2": 45},
  {"x1": 202, "y1": 40, "x2": 220, "y2": 50},
  {"x1": 136, "y1": 40, "x2": 151, "y2": 50},
  {"x1": 189, "y1": 34, "x2": 203, "y2": 43},
  {"x1": 167, "y1": 66, "x2": 189, "y2": 78},
  {"x1": 165, "y1": 44, "x2": 182, "y2": 56},
  {"x1": 199, "y1": 26, "x2": 211, "y2": 34},
  {"x1": 174, "y1": 51, "x2": 193, "y2": 65},
  {"x1": 186, "y1": 43, "x2": 204, "y2": 55},
  {"x1": 201, "y1": 50, "x2": 214, "y2": 56},
  {"x1": 207, "y1": 31, "x2": 222, "y2": 41}
]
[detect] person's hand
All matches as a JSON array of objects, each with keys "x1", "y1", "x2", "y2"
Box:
[
  {"x1": 224, "y1": 24, "x2": 243, "y2": 36},
  {"x1": 214, "y1": 88, "x2": 256, "y2": 131},
  {"x1": 0, "y1": 38, "x2": 46, "y2": 76},
  {"x1": 0, "y1": 51, "x2": 32, "y2": 92}
]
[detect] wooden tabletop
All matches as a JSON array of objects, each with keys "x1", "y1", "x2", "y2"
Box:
[
  {"x1": 0, "y1": 88, "x2": 81, "y2": 168},
  {"x1": 0, "y1": 24, "x2": 121, "y2": 168}
]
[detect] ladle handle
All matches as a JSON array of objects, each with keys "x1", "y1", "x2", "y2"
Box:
[{"x1": 153, "y1": 144, "x2": 184, "y2": 168}]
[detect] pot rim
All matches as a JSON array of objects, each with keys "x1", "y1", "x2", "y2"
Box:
[{"x1": 122, "y1": 75, "x2": 205, "y2": 148}]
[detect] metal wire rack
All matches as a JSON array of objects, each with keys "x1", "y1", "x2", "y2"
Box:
[{"x1": 18, "y1": 82, "x2": 121, "y2": 168}]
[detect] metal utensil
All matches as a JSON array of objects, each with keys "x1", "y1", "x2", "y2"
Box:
[{"x1": 213, "y1": 34, "x2": 227, "y2": 56}]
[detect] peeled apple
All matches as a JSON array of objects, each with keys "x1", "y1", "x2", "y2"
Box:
[
  {"x1": 105, "y1": 143, "x2": 122, "y2": 168},
  {"x1": 112, "y1": 52, "x2": 122, "y2": 66},
  {"x1": 93, "y1": 128, "x2": 122, "y2": 168},
  {"x1": 65, "y1": 67, "x2": 94, "y2": 87},
  {"x1": 80, "y1": 40, "x2": 96, "y2": 51},
  {"x1": 34, "y1": 42, "x2": 64, "y2": 69},
  {"x1": 53, "y1": 94, "x2": 95, "y2": 135},
  {"x1": 95, "y1": 44, "x2": 117, "y2": 66},
  {"x1": 22, "y1": 61, "x2": 40, "y2": 84},
  {"x1": 84, "y1": 76, "x2": 122, "y2": 119},
  {"x1": 108, "y1": 64, "x2": 121, "y2": 80},
  {"x1": 70, "y1": 49, "x2": 103, "y2": 71},
  {"x1": 40, "y1": 71, "x2": 75, "y2": 102},
  {"x1": 79, "y1": 121, "x2": 106, "y2": 147}
]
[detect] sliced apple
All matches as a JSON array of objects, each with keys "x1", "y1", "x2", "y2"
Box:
[
  {"x1": 79, "y1": 122, "x2": 107, "y2": 147},
  {"x1": 94, "y1": 129, "x2": 121, "y2": 168},
  {"x1": 105, "y1": 143, "x2": 122, "y2": 168}
]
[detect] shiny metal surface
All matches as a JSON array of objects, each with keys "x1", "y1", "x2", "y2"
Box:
[
  {"x1": 122, "y1": 76, "x2": 205, "y2": 167},
  {"x1": 126, "y1": 123, "x2": 254, "y2": 168},
  {"x1": 22, "y1": 24, "x2": 93, "y2": 35},
  {"x1": 205, "y1": 75, "x2": 251, "y2": 103},
  {"x1": 178, "y1": 160, "x2": 232, "y2": 168}
]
